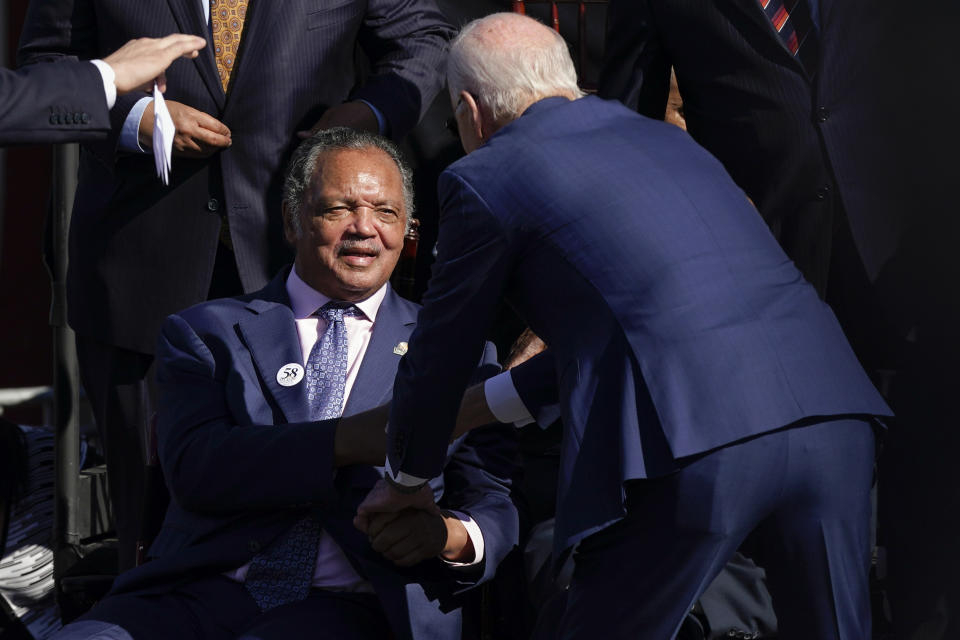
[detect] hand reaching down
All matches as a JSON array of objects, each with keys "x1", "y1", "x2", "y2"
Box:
[{"x1": 298, "y1": 101, "x2": 380, "y2": 139}]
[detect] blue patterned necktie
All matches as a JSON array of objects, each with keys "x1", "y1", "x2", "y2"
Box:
[
  {"x1": 244, "y1": 301, "x2": 360, "y2": 611},
  {"x1": 306, "y1": 302, "x2": 361, "y2": 420}
]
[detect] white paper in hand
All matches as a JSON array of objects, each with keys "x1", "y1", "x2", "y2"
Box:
[{"x1": 153, "y1": 83, "x2": 174, "y2": 185}]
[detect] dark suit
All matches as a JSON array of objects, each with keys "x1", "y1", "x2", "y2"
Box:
[
  {"x1": 54, "y1": 270, "x2": 518, "y2": 640},
  {"x1": 18, "y1": 0, "x2": 453, "y2": 353},
  {"x1": 599, "y1": 0, "x2": 898, "y2": 304},
  {"x1": 17, "y1": 0, "x2": 453, "y2": 568},
  {"x1": 0, "y1": 62, "x2": 110, "y2": 146},
  {"x1": 599, "y1": 3, "x2": 960, "y2": 634},
  {"x1": 386, "y1": 96, "x2": 891, "y2": 637}
]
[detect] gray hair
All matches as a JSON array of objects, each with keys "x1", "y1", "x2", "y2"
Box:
[
  {"x1": 282, "y1": 127, "x2": 415, "y2": 234},
  {"x1": 447, "y1": 13, "x2": 584, "y2": 124}
]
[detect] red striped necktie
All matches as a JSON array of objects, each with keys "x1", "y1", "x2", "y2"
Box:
[{"x1": 759, "y1": 0, "x2": 819, "y2": 74}]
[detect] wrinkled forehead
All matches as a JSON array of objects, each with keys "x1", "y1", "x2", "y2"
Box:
[{"x1": 306, "y1": 148, "x2": 405, "y2": 202}]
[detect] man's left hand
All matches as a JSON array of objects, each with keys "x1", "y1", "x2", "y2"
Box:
[
  {"x1": 366, "y1": 509, "x2": 446, "y2": 566},
  {"x1": 354, "y1": 478, "x2": 438, "y2": 534},
  {"x1": 367, "y1": 509, "x2": 474, "y2": 567},
  {"x1": 299, "y1": 101, "x2": 380, "y2": 138}
]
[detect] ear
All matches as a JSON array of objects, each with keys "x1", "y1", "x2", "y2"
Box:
[
  {"x1": 460, "y1": 91, "x2": 487, "y2": 143},
  {"x1": 281, "y1": 201, "x2": 298, "y2": 245}
]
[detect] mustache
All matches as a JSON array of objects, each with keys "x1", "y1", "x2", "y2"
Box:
[{"x1": 337, "y1": 239, "x2": 382, "y2": 257}]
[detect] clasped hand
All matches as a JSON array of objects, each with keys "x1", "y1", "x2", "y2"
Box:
[{"x1": 355, "y1": 479, "x2": 473, "y2": 567}]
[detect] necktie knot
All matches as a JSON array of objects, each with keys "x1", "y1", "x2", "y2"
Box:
[{"x1": 316, "y1": 301, "x2": 360, "y2": 324}]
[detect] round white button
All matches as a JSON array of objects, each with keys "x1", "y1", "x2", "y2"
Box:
[{"x1": 276, "y1": 363, "x2": 304, "y2": 387}]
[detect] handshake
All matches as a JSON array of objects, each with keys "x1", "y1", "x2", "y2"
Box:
[
  {"x1": 362, "y1": 504, "x2": 474, "y2": 567},
  {"x1": 333, "y1": 390, "x2": 492, "y2": 567}
]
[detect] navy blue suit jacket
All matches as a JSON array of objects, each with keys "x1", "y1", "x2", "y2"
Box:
[
  {"x1": 0, "y1": 62, "x2": 110, "y2": 145},
  {"x1": 112, "y1": 270, "x2": 518, "y2": 640},
  {"x1": 387, "y1": 96, "x2": 890, "y2": 556},
  {"x1": 18, "y1": 0, "x2": 454, "y2": 354}
]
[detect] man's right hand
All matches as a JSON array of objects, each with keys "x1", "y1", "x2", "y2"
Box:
[
  {"x1": 138, "y1": 100, "x2": 231, "y2": 156},
  {"x1": 104, "y1": 34, "x2": 207, "y2": 94}
]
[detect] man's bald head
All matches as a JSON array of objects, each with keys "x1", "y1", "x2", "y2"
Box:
[{"x1": 447, "y1": 13, "x2": 582, "y2": 127}]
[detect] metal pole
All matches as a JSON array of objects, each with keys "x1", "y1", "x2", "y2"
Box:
[{"x1": 50, "y1": 143, "x2": 81, "y2": 579}]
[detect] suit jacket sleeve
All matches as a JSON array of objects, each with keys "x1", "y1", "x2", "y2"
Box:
[
  {"x1": 421, "y1": 340, "x2": 518, "y2": 598},
  {"x1": 156, "y1": 314, "x2": 340, "y2": 514},
  {"x1": 597, "y1": 0, "x2": 671, "y2": 119},
  {"x1": 350, "y1": 0, "x2": 455, "y2": 139},
  {"x1": 0, "y1": 62, "x2": 110, "y2": 146},
  {"x1": 440, "y1": 422, "x2": 519, "y2": 587},
  {"x1": 388, "y1": 169, "x2": 515, "y2": 480},
  {"x1": 17, "y1": 0, "x2": 131, "y2": 160},
  {"x1": 509, "y1": 350, "x2": 560, "y2": 420}
]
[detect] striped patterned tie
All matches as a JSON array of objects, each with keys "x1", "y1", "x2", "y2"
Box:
[{"x1": 759, "y1": 0, "x2": 819, "y2": 74}]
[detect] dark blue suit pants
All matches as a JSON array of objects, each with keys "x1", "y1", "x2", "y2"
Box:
[{"x1": 559, "y1": 417, "x2": 876, "y2": 639}]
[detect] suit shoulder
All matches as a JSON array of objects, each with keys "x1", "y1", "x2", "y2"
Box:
[
  {"x1": 164, "y1": 294, "x2": 287, "y2": 344},
  {"x1": 383, "y1": 287, "x2": 421, "y2": 322},
  {"x1": 172, "y1": 296, "x2": 248, "y2": 323}
]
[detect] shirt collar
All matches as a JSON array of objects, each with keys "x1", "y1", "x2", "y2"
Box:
[{"x1": 286, "y1": 267, "x2": 388, "y2": 322}]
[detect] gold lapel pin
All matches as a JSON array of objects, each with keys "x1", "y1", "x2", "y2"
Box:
[{"x1": 393, "y1": 342, "x2": 408, "y2": 356}]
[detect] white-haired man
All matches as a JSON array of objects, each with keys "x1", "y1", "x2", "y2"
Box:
[{"x1": 357, "y1": 13, "x2": 890, "y2": 639}]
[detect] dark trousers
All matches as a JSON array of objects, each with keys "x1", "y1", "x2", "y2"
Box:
[
  {"x1": 821, "y1": 204, "x2": 960, "y2": 636},
  {"x1": 50, "y1": 575, "x2": 391, "y2": 640},
  {"x1": 76, "y1": 337, "x2": 154, "y2": 573},
  {"x1": 882, "y1": 343, "x2": 960, "y2": 639},
  {"x1": 558, "y1": 418, "x2": 876, "y2": 640}
]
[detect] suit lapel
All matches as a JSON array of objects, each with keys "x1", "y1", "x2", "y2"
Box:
[
  {"x1": 236, "y1": 274, "x2": 311, "y2": 424},
  {"x1": 222, "y1": 0, "x2": 292, "y2": 109},
  {"x1": 166, "y1": 0, "x2": 225, "y2": 109},
  {"x1": 341, "y1": 288, "x2": 417, "y2": 417},
  {"x1": 814, "y1": 0, "x2": 860, "y2": 92}
]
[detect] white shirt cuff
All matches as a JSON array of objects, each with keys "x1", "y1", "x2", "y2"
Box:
[
  {"x1": 484, "y1": 371, "x2": 535, "y2": 427},
  {"x1": 119, "y1": 96, "x2": 153, "y2": 153},
  {"x1": 384, "y1": 455, "x2": 428, "y2": 487},
  {"x1": 90, "y1": 59, "x2": 117, "y2": 110},
  {"x1": 356, "y1": 99, "x2": 387, "y2": 136},
  {"x1": 441, "y1": 510, "x2": 484, "y2": 566}
]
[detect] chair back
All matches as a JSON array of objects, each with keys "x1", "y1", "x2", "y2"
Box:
[{"x1": 390, "y1": 217, "x2": 421, "y2": 301}]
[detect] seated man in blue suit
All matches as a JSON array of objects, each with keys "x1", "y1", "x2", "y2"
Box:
[
  {"x1": 357, "y1": 13, "x2": 892, "y2": 640},
  {"x1": 50, "y1": 128, "x2": 518, "y2": 640}
]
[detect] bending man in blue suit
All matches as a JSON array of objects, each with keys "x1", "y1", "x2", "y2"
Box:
[
  {"x1": 357, "y1": 13, "x2": 891, "y2": 640},
  {"x1": 50, "y1": 128, "x2": 518, "y2": 640}
]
